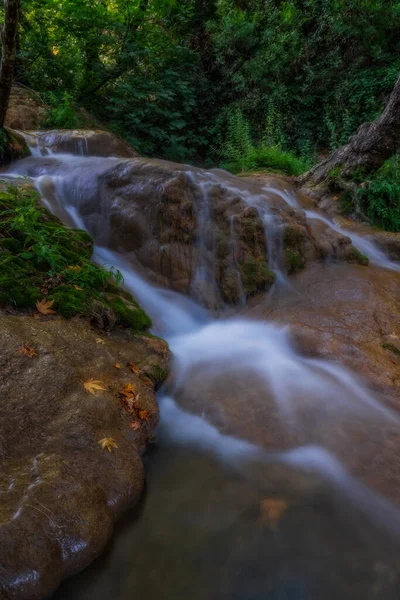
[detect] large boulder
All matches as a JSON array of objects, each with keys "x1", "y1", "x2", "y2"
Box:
[{"x1": 0, "y1": 313, "x2": 169, "y2": 599}]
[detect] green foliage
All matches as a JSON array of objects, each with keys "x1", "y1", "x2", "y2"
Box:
[
  {"x1": 42, "y1": 92, "x2": 82, "y2": 129},
  {"x1": 0, "y1": 184, "x2": 151, "y2": 330},
  {"x1": 356, "y1": 156, "x2": 400, "y2": 232}
]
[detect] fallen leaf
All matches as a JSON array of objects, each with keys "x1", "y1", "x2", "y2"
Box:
[
  {"x1": 36, "y1": 298, "x2": 57, "y2": 315},
  {"x1": 259, "y1": 498, "x2": 288, "y2": 529},
  {"x1": 113, "y1": 363, "x2": 121, "y2": 369},
  {"x1": 67, "y1": 265, "x2": 82, "y2": 272},
  {"x1": 84, "y1": 379, "x2": 106, "y2": 394},
  {"x1": 129, "y1": 421, "x2": 141, "y2": 431},
  {"x1": 138, "y1": 409, "x2": 150, "y2": 421},
  {"x1": 73, "y1": 285, "x2": 83, "y2": 291},
  {"x1": 40, "y1": 287, "x2": 49, "y2": 296},
  {"x1": 98, "y1": 437, "x2": 118, "y2": 452},
  {"x1": 120, "y1": 383, "x2": 136, "y2": 399},
  {"x1": 128, "y1": 362, "x2": 141, "y2": 375},
  {"x1": 96, "y1": 338, "x2": 106, "y2": 345},
  {"x1": 16, "y1": 345, "x2": 37, "y2": 358}
]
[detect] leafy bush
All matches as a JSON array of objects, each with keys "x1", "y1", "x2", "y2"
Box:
[
  {"x1": 356, "y1": 156, "x2": 400, "y2": 232},
  {"x1": 42, "y1": 92, "x2": 83, "y2": 129}
]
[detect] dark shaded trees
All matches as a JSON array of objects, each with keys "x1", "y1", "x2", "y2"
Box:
[
  {"x1": 0, "y1": 0, "x2": 20, "y2": 127},
  {"x1": 303, "y1": 74, "x2": 400, "y2": 183}
]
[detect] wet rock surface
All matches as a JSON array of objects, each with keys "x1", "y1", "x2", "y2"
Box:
[
  {"x1": 7, "y1": 150, "x2": 366, "y2": 310},
  {"x1": 170, "y1": 262, "x2": 400, "y2": 505},
  {"x1": 0, "y1": 314, "x2": 169, "y2": 599}
]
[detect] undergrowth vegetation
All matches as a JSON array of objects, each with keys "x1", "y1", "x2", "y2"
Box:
[
  {"x1": 0, "y1": 184, "x2": 151, "y2": 330},
  {"x1": 339, "y1": 156, "x2": 400, "y2": 232},
  {"x1": 217, "y1": 108, "x2": 312, "y2": 176}
]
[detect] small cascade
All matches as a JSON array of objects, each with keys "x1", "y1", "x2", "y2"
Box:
[
  {"x1": 262, "y1": 210, "x2": 287, "y2": 284},
  {"x1": 4, "y1": 132, "x2": 400, "y2": 599},
  {"x1": 228, "y1": 216, "x2": 246, "y2": 304},
  {"x1": 305, "y1": 210, "x2": 400, "y2": 272}
]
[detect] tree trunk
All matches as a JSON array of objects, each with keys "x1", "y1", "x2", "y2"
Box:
[
  {"x1": 0, "y1": 0, "x2": 20, "y2": 128},
  {"x1": 302, "y1": 74, "x2": 400, "y2": 184}
]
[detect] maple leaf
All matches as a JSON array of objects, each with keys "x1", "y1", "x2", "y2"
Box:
[
  {"x1": 98, "y1": 437, "x2": 118, "y2": 452},
  {"x1": 120, "y1": 383, "x2": 136, "y2": 399},
  {"x1": 16, "y1": 345, "x2": 37, "y2": 358},
  {"x1": 259, "y1": 498, "x2": 288, "y2": 529},
  {"x1": 138, "y1": 409, "x2": 150, "y2": 421},
  {"x1": 67, "y1": 265, "x2": 82, "y2": 272},
  {"x1": 129, "y1": 421, "x2": 141, "y2": 431},
  {"x1": 96, "y1": 338, "x2": 106, "y2": 345},
  {"x1": 84, "y1": 379, "x2": 106, "y2": 394},
  {"x1": 36, "y1": 298, "x2": 57, "y2": 315},
  {"x1": 128, "y1": 362, "x2": 141, "y2": 375},
  {"x1": 113, "y1": 363, "x2": 121, "y2": 369}
]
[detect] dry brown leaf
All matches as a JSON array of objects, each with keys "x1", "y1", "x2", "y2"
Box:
[
  {"x1": 98, "y1": 437, "x2": 118, "y2": 452},
  {"x1": 40, "y1": 287, "x2": 49, "y2": 296},
  {"x1": 120, "y1": 383, "x2": 136, "y2": 399},
  {"x1": 113, "y1": 363, "x2": 121, "y2": 369},
  {"x1": 16, "y1": 345, "x2": 37, "y2": 358},
  {"x1": 96, "y1": 338, "x2": 106, "y2": 345},
  {"x1": 127, "y1": 362, "x2": 141, "y2": 375},
  {"x1": 84, "y1": 379, "x2": 106, "y2": 395},
  {"x1": 138, "y1": 409, "x2": 150, "y2": 422},
  {"x1": 36, "y1": 298, "x2": 57, "y2": 315},
  {"x1": 129, "y1": 421, "x2": 141, "y2": 431},
  {"x1": 67, "y1": 265, "x2": 82, "y2": 272},
  {"x1": 259, "y1": 498, "x2": 288, "y2": 529}
]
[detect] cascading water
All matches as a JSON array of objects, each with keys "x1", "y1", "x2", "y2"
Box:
[{"x1": 4, "y1": 135, "x2": 400, "y2": 599}]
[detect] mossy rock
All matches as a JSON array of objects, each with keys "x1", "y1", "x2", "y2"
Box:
[
  {"x1": 105, "y1": 294, "x2": 152, "y2": 331},
  {"x1": 345, "y1": 247, "x2": 369, "y2": 266},
  {"x1": 284, "y1": 249, "x2": 305, "y2": 274},
  {"x1": 240, "y1": 255, "x2": 276, "y2": 296},
  {"x1": 0, "y1": 184, "x2": 152, "y2": 333}
]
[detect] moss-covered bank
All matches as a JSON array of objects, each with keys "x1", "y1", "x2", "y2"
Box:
[{"x1": 0, "y1": 182, "x2": 151, "y2": 331}]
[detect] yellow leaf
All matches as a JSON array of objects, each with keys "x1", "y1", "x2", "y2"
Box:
[
  {"x1": 84, "y1": 379, "x2": 106, "y2": 395},
  {"x1": 73, "y1": 285, "x2": 83, "y2": 291},
  {"x1": 113, "y1": 363, "x2": 121, "y2": 369},
  {"x1": 16, "y1": 345, "x2": 37, "y2": 358},
  {"x1": 36, "y1": 298, "x2": 57, "y2": 315},
  {"x1": 138, "y1": 409, "x2": 150, "y2": 422},
  {"x1": 96, "y1": 338, "x2": 106, "y2": 345},
  {"x1": 98, "y1": 437, "x2": 118, "y2": 452},
  {"x1": 67, "y1": 265, "x2": 82, "y2": 272},
  {"x1": 120, "y1": 383, "x2": 136, "y2": 399}
]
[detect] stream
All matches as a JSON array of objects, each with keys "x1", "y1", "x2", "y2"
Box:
[{"x1": 5, "y1": 135, "x2": 400, "y2": 599}]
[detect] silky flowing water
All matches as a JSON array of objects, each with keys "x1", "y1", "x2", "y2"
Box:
[{"x1": 4, "y1": 136, "x2": 400, "y2": 599}]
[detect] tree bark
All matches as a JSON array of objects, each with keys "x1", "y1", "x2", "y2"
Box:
[
  {"x1": 0, "y1": 0, "x2": 20, "y2": 128},
  {"x1": 302, "y1": 74, "x2": 400, "y2": 184}
]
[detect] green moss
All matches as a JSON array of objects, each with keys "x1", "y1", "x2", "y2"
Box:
[
  {"x1": 285, "y1": 249, "x2": 305, "y2": 273},
  {"x1": 145, "y1": 364, "x2": 168, "y2": 384},
  {"x1": 0, "y1": 184, "x2": 152, "y2": 332},
  {"x1": 382, "y1": 343, "x2": 400, "y2": 357},
  {"x1": 346, "y1": 247, "x2": 369, "y2": 266},
  {"x1": 328, "y1": 165, "x2": 343, "y2": 179},
  {"x1": 240, "y1": 255, "x2": 276, "y2": 296},
  {"x1": 106, "y1": 295, "x2": 152, "y2": 331},
  {"x1": 49, "y1": 285, "x2": 90, "y2": 318}
]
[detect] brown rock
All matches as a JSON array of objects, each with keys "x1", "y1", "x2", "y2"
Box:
[{"x1": 0, "y1": 314, "x2": 169, "y2": 598}]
